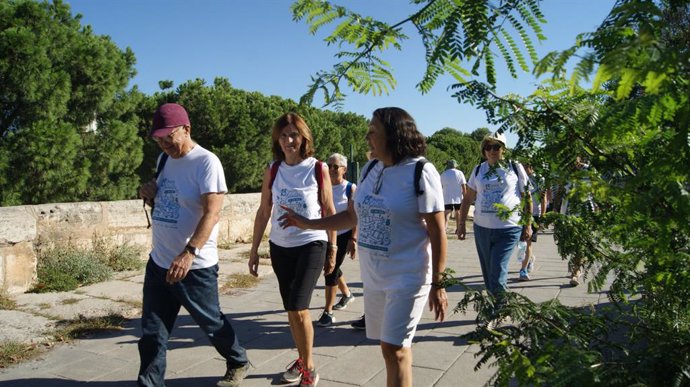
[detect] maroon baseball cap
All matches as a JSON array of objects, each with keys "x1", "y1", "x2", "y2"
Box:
[{"x1": 150, "y1": 103, "x2": 190, "y2": 137}]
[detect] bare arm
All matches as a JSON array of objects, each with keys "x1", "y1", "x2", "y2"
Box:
[
  {"x1": 422, "y1": 211, "x2": 448, "y2": 322},
  {"x1": 166, "y1": 192, "x2": 224, "y2": 284},
  {"x1": 320, "y1": 163, "x2": 338, "y2": 274},
  {"x1": 278, "y1": 201, "x2": 357, "y2": 231},
  {"x1": 248, "y1": 167, "x2": 273, "y2": 277},
  {"x1": 457, "y1": 187, "x2": 476, "y2": 240},
  {"x1": 346, "y1": 185, "x2": 358, "y2": 259}
]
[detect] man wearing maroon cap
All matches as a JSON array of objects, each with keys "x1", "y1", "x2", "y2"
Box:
[{"x1": 138, "y1": 103, "x2": 249, "y2": 387}]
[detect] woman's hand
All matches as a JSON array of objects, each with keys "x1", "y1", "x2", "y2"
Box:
[
  {"x1": 428, "y1": 286, "x2": 448, "y2": 322},
  {"x1": 456, "y1": 222, "x2": 467, "y2": 240},
  {"x1": 324, "y1": 246, "x2": 336, "y2": 274},
  {"x1": 248, "y1": 250, "x2": 260, "y2": 277},
  {"x1": 278, "y1": 205, "x2": 309, "y2": 229},
  {"x1": 346, "y1": 238, "x2": 357, "y2": 259},
  {"x1": 520, "y1": 225, "x2": 532, "y2": 242}
]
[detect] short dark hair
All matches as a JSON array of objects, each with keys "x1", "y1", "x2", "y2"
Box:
[
  {"x1": 372, "y1": 107, "x2": 426, "y2": 164},
  {"x1": 271, "y1": 112, "x2": 315, "y2": 161}
]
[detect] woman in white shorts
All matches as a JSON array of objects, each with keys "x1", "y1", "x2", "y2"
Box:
[{"x1": 278, "y1": 107, "x2": 448, "y2": 387}]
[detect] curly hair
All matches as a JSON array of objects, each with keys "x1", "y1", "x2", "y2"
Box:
[
  {"x1": 271, "y1": 112, "x2": 315, "y2": 162},
  {"x1": 372, "y1": 107, "x2": 426, "y2": 164}
]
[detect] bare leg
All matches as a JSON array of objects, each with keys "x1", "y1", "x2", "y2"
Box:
[
  {"x1": 324, "y1": 285, "x2": 337, "y2": 312},
  {"x1": 381, "y1": 341, "x2": 412, "y2": 387},
  {"x1": 336, "y1": 276, "x2": 351, "y2": 299},
  {"x1": 287, "y1": 310, "x2": 315, "y2": 370}
]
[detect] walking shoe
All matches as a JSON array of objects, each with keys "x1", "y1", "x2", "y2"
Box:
[
  {"x1": 518, "y1": 268, "x2": 530, "y2": 281},
  {"x1": 299, "y1": 367, "x2": 320, "y2": 387},
  {"x1": 281, "y1": 358, "x2": 304, "y2": 383},
  {"x1": 317, "y1": 311, "x2": 335, "y2": 327},
  {"x1": 569, "y1": 274, "x2": 581, "y2": 287},
  {"x1": 527, "y1": 255, "x2": 536, "y2": 272},
  {"x1": 217, "y1": 362, "x2": 250, "y2": 387},
  {"x1": 350, "y1": 315, "x2": 366, "y2": 330},
  {"x1": 333, "y1": 293, "x2": 355, "y2": 310}
]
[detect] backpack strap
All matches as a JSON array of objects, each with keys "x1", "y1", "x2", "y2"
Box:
[
  {"x1": 154, "y1": 153, "x2": 169, "y2": 180},
  {"x1": 269, "y1": 161, "x2": 281, "y2": 190},
  {"x1": 360, "y1": 159, "x2": 379, "y2": 183},
  {"x1": 473, "y1": 164, "x2": 481, "y2": 177},
  {"x1": 345, "y1": 181, "x2": 353, "y2": 200},
  {"x1": 146, "y1": 152, "x2": 169, "y2": 229},
  {"x1": 315, "y1": 160, "x2": 324, "y2": 216},
  {"x1": 414, "y1": 159, "x2": 428, "y2": 196}
]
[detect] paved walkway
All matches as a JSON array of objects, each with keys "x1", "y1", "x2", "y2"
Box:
[{"x1": 0, "y1": 229, "x2": 608, "y2": 386}]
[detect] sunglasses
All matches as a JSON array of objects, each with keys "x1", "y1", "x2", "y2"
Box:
[
  {"x1": 151, "y1": 126, "x2": 183, "y2": 144},
  {"x1": 327, "y1": 164, "x2": 344, "y2": 170},
  {"x1": 483, "y1": 144, "x2": 503, "y2": 152}
]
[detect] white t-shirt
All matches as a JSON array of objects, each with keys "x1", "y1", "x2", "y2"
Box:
[
  {"x1": 440, "y1": 168, "x2": 467, "y2": 205},
  {"x1": 467, "y1": 161, "x2": 528, "y2": 229},
  {"x1": 150, "y1": 145, "x2": 227, "y2": 270},
  {"x1": 269, "y1": 157, "x2": 328, "y2": 247},
  {"x1": 354, "y1": 157, "x2": 444, "y2": 291},
  {"x1": 332, "y1": 180, "x2": 355, "y2": 236}
]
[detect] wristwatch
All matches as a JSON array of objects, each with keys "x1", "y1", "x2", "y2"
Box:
[{"x1": 184, "y1": 244, "x2": 200, "y2": 256}]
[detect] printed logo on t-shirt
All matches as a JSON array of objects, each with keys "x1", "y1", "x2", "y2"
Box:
[
  {"x1": 480, "y1": 181, "x2": 504, "y2": 214},
  {"x1": 276, "y1": 188, "x2": 308, "y2": 218},
  {"x1": 152, "y1": 178, "x2": 179, "y2": 224},
  {"x1": 357, "y1": 194, "x2": 391, "y2": 255}
]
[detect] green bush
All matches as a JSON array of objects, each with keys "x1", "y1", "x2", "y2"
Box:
[
  {"x1": 92, "y1": 238, "x2": 144, "y2": 272},
  {"x1": 33, "y1": 246, "x2": 112, "y2": 293},
  {"x1": 32, "y1": 236, "x2": 145, "y2": 293}
]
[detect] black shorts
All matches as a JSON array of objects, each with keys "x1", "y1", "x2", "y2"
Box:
[
  {"x1": 269, "y1": 240, "x2": 326, "y2": 311},
  {"x1": 444, "y1": 203, "x2": 461, "y2": 211},
  {"x1": 324, "y1": 230, "x2": 352, "y2": 286}
]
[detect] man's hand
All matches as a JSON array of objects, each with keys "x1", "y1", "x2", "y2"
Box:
[
  {"x1": 139, "y1": 179, "x2": 158, "y2": 207},
  {"x1": 166, "y1": 251, "x2": 194, "y2": 284}
]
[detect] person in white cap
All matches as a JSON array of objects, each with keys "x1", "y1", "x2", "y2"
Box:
[
  {"x1": 457, "y1": 131, "x2": 531, "y2": 316},
  {"x1": 137, "y1": 103, "x2": 249, "y2": 387}
]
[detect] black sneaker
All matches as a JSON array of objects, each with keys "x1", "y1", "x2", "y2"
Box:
[
  {"x1": 350, "y1": 315, "x2": 365, "y2": 330},
  {"x1": 217, "y1": 362, "x2": 250, "y2": 387},
  {"x1": 333, "y1": 294, "x2": 355, "y2": 310},
  {"x1": 317, "y1": 311, "x2": 335, "y2": 327}
]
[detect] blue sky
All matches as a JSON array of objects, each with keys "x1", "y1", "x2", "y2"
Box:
[{"x1": 65, "y1": 0, "x2": 615, "y2": 146}]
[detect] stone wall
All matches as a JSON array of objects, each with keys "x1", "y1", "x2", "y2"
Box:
[{"x1": 0, "y1": 193, "x2": 262, "y2": 294}]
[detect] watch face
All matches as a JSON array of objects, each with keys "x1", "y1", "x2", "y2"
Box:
[{"x1": 186, "y1": 245, "x2": 199, "y2": 255}]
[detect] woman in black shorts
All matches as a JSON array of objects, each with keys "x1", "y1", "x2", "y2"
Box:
[{"x1": 248, "y1": 112, "x2": 337, "y2": 387}]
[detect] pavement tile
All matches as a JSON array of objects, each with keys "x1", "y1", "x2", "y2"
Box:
[{"x1": 435, "y1": 351, "x2": 497, "y2": 387}]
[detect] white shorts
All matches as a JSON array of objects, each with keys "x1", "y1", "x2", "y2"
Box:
[{"x1": 363, "y1": 285, "x2": 430, "y2": 347}]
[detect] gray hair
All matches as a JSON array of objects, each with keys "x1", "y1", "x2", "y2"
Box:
[{"x1": 328, "y1": 153, "x2": 348, "y2": 167}]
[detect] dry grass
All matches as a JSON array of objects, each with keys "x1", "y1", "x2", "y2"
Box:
[
  {"x1": 220, "y1": 273, "x2": 260, "y2": 294},
  {"x1": 0, "y1": 341, "x2": 46, "y2": 368},
  {"x1": 0, "y1": 314, "x2": 129, "y2": 368},
  {"x1": 52, "y1": 314, "x2": 128, "y2": 342},
  {"x1": 0, "y1": 291, "x2": 16, "y2": 310}
]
